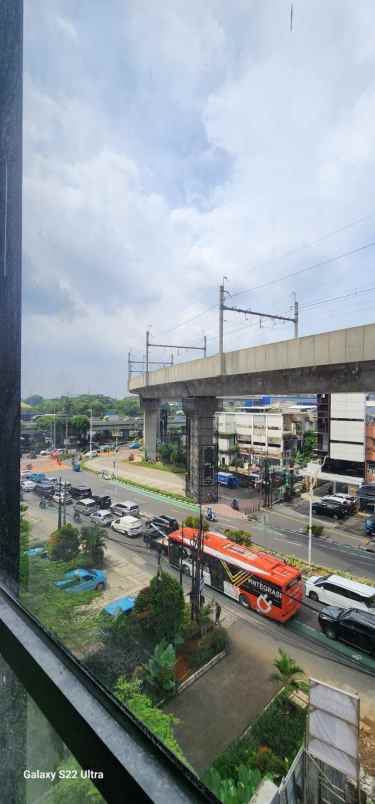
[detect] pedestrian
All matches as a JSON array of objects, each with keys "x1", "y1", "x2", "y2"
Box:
[{"x1": 215, "y1": 601, "x2": 222, "y2": 625}]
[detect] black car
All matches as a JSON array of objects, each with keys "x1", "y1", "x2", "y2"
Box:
[
  {"x1": 70, "y1": 485, "x2": 92, "y2": 500},
  {"x1": 92, "y1": 494, "x2": 112, "y2": 509},
  {"x1": 312, "y1": 501, "x2": 347, "y2": 520},
  {"x1": 318, "y1": 607, "x2": 375, "y2": 655},
  {"x1": 143, "y1": 516, "x2": 179, "y2": 545},
  {"x1": 34, "y1": 483, "x2": 54, "y2": 498}
]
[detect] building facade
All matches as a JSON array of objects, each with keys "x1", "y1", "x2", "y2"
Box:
[{"x1": 217, "y1": 406, "x2": 314, "y2": 468}]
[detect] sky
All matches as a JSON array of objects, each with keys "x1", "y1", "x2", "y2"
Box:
[{"x1": 22, "y1": 0, "x2": 375, "y2": 398}]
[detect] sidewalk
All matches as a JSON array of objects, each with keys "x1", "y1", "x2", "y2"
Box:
[{"x1": 164, "y1": 618, "x2": 375, "y2": 774}]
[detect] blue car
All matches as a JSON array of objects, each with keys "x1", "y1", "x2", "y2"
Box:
[
  {"x1": 24, "y1": 547, "x2": 48, "y2": 559},
  {"x1": 102, "y1": 596, "x2": 135, "y2": 617},
  {"x1": 365, "y1": 516, "x2": 375, "y2": 537},
  {"x1": 55, "y1": 568, "x2": 106, "y2": 593},
  {"x1": 30, "y1": 472, "x2": 46, "y2": 482},
  {"x1": 129, "y1": 442, "x2": 140, "y2": 449}
]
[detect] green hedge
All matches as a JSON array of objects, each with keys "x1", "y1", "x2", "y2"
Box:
[{"x1": 208, "y1": 690, "x2": 306, "y2": 786}]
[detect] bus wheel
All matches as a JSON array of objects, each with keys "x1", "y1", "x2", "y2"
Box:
[{"x1": 239, "y1": 595, "x2": 250, "y2": 609}]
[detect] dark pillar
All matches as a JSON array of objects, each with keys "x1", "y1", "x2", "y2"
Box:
[
  {"x1": 142, "y1": 398, "x2": 160, "y2": 461},
  {"x1": 182, "y1": 398, "x2": 218, "y2": 503},
  {"x1": 0, "y1": 1, "x2": 23, "y2": 593}
]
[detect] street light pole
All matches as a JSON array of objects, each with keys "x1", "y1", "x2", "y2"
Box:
[
  {"x1": 308, "y1": 475, "x2": 313, "y2": 566},
  {"x1": 89, "y1": 408, "x2": 93, "y2": 454}
]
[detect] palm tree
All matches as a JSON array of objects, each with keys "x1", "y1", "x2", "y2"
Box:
[
  {"x1": 270, "y1": 649, "x2": 308, "y2": 694},
  {"x1": 80, "y1": 525, "x2": 106, "y2": 567}
]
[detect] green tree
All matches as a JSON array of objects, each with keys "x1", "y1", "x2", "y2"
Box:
[
  {"x1": 134, "y1": 572, "x2": 185, "y2": 644},
  {"x1": 24, "y1": 394, "x2": 44, "y2": 406},
  {"x1": 80, "y1": 525, "x2": 106, "y2": 567},
  {"x1": 48, "y1": 524, "x2": 80, "y2": 562},
  {"x1": 224, "y1": 529, "x2": 252, "y2": 547},
  {"x1": 270, "y1": 649, "x2": 308, "y2": 694},
  {"x1": 159, "y1": 443, "x2": 173, "y2": 464},
  {"x1": 114, "y1": 678, "x2": 187, "y2": 763},
  {"x1": 71, "y1": 415, "x2": 90, "y2": 439},
  {"x1": 143, "y1": 641, "x2": 176, "y2": 696},
  {"x1": 116, "y1": 398, "x2": 140, "y2": 417}
]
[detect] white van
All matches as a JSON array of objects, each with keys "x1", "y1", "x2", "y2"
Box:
[
  {"x1": 111, "y1": 516, "x2": 143, "y2": 538},
  {"x1": 74, "y1": 498, "x2": 98, "y2": 516},
  {"x1": 305, "y1": 574, "x2": 375, "y2": 611}
]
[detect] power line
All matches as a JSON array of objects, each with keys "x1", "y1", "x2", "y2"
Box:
[
  {"x1": 231, "y1": 238, "x2": 375, "y2": 299},
  {"x1": 158, "y1": 303, "x2": 218, "y2": 336},
  {"x1": 302, "y1": 284, "x2": 375, "y2": 312}
]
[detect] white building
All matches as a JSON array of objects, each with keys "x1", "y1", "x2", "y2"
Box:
[{"x1": 217, "y1": 407, "x2": 314, "y2": 468}]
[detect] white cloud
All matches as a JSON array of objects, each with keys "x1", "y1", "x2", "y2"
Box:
[{"x1": 22, "y1": 0, "x2": 375, "y2": 396}]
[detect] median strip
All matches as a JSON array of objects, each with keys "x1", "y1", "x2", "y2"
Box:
[{"x1": 81, "y1": 463, "x2": 199, "y2": 511}]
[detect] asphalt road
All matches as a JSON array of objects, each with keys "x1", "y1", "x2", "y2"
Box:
[
  {"x1": 23, "y1": 486, "x2": 375, "y2": 682},
  {"x1": 40, "y1": 466, "x2": 375, "y2": 580}
]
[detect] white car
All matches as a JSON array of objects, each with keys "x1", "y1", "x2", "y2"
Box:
[
  {"x1": 111, "y1": 501, "x2": 139, "y2": 517},
  {"x1": 90, "y1": 510, "x2": 113, "y2": 527},
  {"x1": 305, "y1": 574, "x2": 375, "y2": 611},
  {"x1": 84, "y1": 450, "x2": 98, "y2": 458},
  {"x1": 21, "y1": 480, "x2": 36, "y2": 491},
  {"x1": 39, "y1": 450, "x2": 49, "y2": 456},
  {"x1": 52, "y1": 493, "x2": 72, "y2": 505},
  {"x1": 111, "y1": 516, "x2": 143, "y2": 538}
]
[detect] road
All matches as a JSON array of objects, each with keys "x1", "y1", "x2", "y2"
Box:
[{"x1": 26, "y1": 464, "x2": 375, "y2": 580}]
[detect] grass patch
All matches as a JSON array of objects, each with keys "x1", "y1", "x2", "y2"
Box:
[
  {"x1": 139, "y1": 460, "x2": 186, "y2": 475},
  {"x1": 82, "y1": 462, "x2": 197, "y2": 507},
  {"x1": 252, "y1": 543, "x2": 375, "y2": 587}
]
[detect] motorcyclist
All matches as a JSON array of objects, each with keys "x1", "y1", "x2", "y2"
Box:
[
  {"x1": 73, "y1": 510, "x2": 81, "y2": 523},
  {"x1": 39, "y1": 498, "x2": 46, "y2": 509},
  {"x1": 206, "y1": 507, "x2": 217, "y2": 522},
  {"x1": 231, "y1": 498, "x2": 239, "y2": 511}
]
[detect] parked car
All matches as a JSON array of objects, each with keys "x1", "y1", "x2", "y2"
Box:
[
  {"x1": 311, "y1": 500, "x2": 347, "y2": 520},
  {"x1": 92, "y1": 494, "x2": 112, "y2": 509},
  {"x1": 144, "y1": 515, "x2": 179, "y2": 537},
  {"x1": 128, "y1": 442, "x2": 141, "y2": 449},
  {"x1": 318, "y1": 608, "x2": 375, "y2": 655},
  {"x1": 55, "y1": 568, "x2": 106, "y2": 592},
  {"x1": 365, "y1": 515, "x2": 375, "y2": 537},
  {"x1": 34, "y1": 483, "x2": 54, "y2": 498},
  {"x1": 321, "y1": 495, "x2": 355, "y2": 514},
  {"x1": 111, "y1": 501, "x2": 139, "y2": 517},
  {"x1": 305, "y1": 574, "x2": 375, "y2": 611},
  {"x1": 102, "y1": 596, "x2": 135, "y2": 618},
  {"x1": 39, "y1": 450, "x2": 49, "y2": 456},
  {"x1": 21, "y1": 480, "x2": 36, "y2": 492},
  {"x1": 24, "y1": 547, "x2": 48, "y2": 559},
  {"x1": 111, "y1": 516, "x2": 143, "y2": 538},
  {"x1": 90, "y1": 510, "x2": 113, "y2": 527},
  {"x1": 30, "y1": 472, "x2": 46, "y2": 482},
  {"x1": 74, "y1": 498, "x2": 99, "y2": 517},
  {"x1": 248, "y1": 473, "x2": 262, "y2": 488},
  {"x1": 70, "y1": 485, "x2": 92, "y2": 500},
  {"x1": 52, "y1": 492, "x2": 72, "y2": 505},
  {"x1": 357, "y1": 483, "x2": 375, "y2": 512},
  {"x1": 21, "y1": 470, "x2": 33, "y2": 480},
  {"x1": 84, "y1": 450, "x2": 98, "y2": 458}
]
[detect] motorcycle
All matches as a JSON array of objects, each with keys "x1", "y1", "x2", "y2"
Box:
[
  {"x1": 73, "y1": 511, "x2": 81, "y2": 523},
  {"x1": 231, "y1": 498, "x2": 240, "y2": 511},
  {"x1": 206, "y1": 507, "x2": 217, "y2": 522},
  {"x1": 39, "y1": 498, "x2": 46, "y2": 510}
]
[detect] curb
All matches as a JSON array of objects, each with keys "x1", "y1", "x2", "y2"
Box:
[
  {"x1": 177, "y1": 650, "x2": 227, "y2": 695},
  {"x1": 286, "y1": 619, "x2": 375, "y2": 674},
  {"x1": 82, "y1": 465, "x2": 199, "y2": 511}
]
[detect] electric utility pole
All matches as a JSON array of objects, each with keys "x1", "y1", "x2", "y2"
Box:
[
  {"x1": 219, "y1": 282, "x2": 299, "y2": 364},
  {"x1": 89, "y1": 408, "x2": 93, "y2": 453},
  {"x1": 145, "y1": 333, "x2": 207, "y2": 388}
]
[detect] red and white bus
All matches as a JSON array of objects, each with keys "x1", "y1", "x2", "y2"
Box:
[{"x1": 168, "y1": 528, "x2": 303, "y2": 623}]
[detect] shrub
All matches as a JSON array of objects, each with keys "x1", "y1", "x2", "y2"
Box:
[
  {"x1": 224, "y1": 529, "x2": 252, "y2": 547},
  {"x1": 143, "y1": 641, "x2": 177, "y2": 696},
  {"x1": 205, "y1": 765, "x2": 262, "y2": 804},
  {"x1": 115, "y1": 677, "x2": 188, "y2": 764},
  {"x1": 134, "y1": 572, "x2": 185, "y2": 644},
  {"x1": 48, "y1": 524, "x2": 80, "y2": 562},
  {"x1": 183, "y1": 516, "x2": 208, "y2": 531},
  {"x1": 188, "y1": 626, "x2": 228, "y2": 671},
  {"x1": 304, "y1": 524, "x2": 324, "y2": 537}
]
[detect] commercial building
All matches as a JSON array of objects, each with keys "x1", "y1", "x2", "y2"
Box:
[{"x1": 217, "y1": 405, "x2": 315, "y2": 468}]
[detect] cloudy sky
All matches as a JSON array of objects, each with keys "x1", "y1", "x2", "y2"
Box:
[{"x1": 22, "y1": 0, "x2": 375, "y2": 398}]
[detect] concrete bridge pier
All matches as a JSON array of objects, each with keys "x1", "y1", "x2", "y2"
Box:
[
  {"x1": 142, "y1": 398, "x2": 160, "y2": 462},
  {"x1": 182, "y1": 397, "x2": 218, "y2": 503}
]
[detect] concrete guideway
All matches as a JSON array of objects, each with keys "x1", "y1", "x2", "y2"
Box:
[{"x1": 130, "y1": 323, "x2": 375, "y2": 503}]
